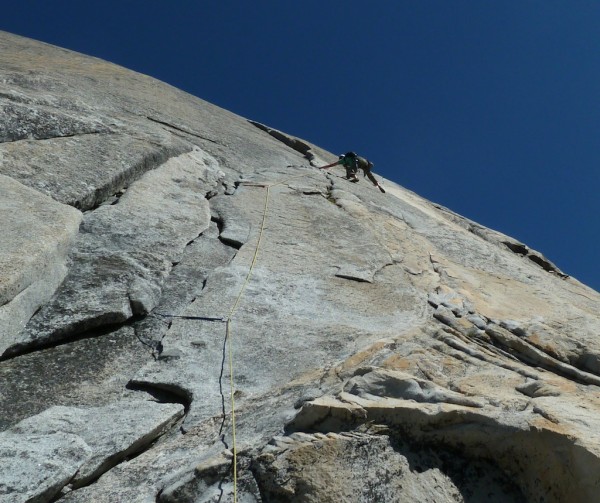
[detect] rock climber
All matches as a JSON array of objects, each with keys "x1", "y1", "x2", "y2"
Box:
[{"x1": 319, "y1": 152, "x2": 385, "y2": 193}]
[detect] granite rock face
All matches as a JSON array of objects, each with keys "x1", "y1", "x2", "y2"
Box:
[{"x1": 2, "y1": 30, "x2": 600, "y2": 503}]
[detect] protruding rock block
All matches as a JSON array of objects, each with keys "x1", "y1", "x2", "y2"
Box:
[{"x1": 0, "y1": 174, "x2": 82, "y2": 356}]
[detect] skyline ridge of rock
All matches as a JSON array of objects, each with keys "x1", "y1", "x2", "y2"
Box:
[{"x1": 1, "y1": 30, "x2": 600, "y2": 503}]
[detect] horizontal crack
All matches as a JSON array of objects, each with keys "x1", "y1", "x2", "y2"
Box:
[
  {"x1": 334, "y1": 273, "x2": 371, "y2": 283},
  {"x1": 126, "y1": 381, "x2": 192, "y2": 414},
  {"x1": 0, "y1": 130, "x2": 111, "y2": 145},
  {"x1": 152, "y1": 313, "x2": 226, "y2": 322},
  {"x1": 70, "y1": 143, "x2": 192, "y2": 211},
  {"x1": 146, "y1": 116, "x2": 223, "y2": 145},
  {"x1": 0, "y1": 317, "x2": 144, "y2": 362}
]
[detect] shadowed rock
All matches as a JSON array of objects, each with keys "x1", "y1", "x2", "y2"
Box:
[
  {"x1": 2, "y1": 29, "x2": 600, "y2": 503},
  {"x1": 0, "y1": 175, "x2": 82, "y2": 355}
]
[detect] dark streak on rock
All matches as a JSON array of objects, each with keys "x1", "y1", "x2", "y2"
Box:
[
  {"x1": 75, "y1": 144, "x2": 191, "y2": 212},
  {"x1": 334, "y1": 273, "x2": 371, "y2": 283},
  {"x1": 502, "y1": 241, "x2": 569, "y2": 278},
  {"x1": 248, "y1": 120, "x2": 315, "y2": 162},
  {"x1": 146, "y1": 116, "x2": 222, "y2": 145},
  {"x1": 127, "y1": 380, "x2": 191, "y2": 414},
  {"x1": 0, "y1": 130, "x2": 109, "y2": 145},
  {"x1": 210, "y1": 215, "x2": 243, "y2": 250},
  {"x1": 0, "y1": 318, "x2": 143, "y2": 362}
]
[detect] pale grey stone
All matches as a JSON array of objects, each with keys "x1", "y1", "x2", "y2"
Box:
[
  {"x1": 3, "y1": 29, "x2": 600, "y2": 503},
  {"x1": 7, "y1": 149, "x2": 218, "y2": 356},
  {"x1": 0, "y1": 100, "x2": 110, "y2": 142},
  {"x1": 0, "y1": 174, "x2": 81, "y2": 355},
  {"x1": 0, "y1": 431, "x2": 91, "y2": 503},
  {"x1": 11, "y1": 401, "x2": 184, "y2": 488},
  {"x1": 344, "y1": 367, "x2": 485, "y2": 407},
  {"x1": 0, "y1": 175, "x2": 81, "y2": 306}
]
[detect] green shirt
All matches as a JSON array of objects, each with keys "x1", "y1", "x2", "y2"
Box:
[{"x1": 339, "y1": 155, "x2": 370, "y2": 170}]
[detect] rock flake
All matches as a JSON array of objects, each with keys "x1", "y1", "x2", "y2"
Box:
[{"x1": 1, "y1": 29, "x2": 600, "y2": 503}]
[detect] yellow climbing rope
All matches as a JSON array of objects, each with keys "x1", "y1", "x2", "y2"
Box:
[
  {"x1": 224, "y1": 171, "x2": 311, "y2": 502},
  {"x1": 224, "y1": 182, "x2": 270, "y2": 503}
]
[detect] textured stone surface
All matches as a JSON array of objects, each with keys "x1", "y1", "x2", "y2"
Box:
[
  {"x1": 0, "y1": 431, "x2": 91, "y2": 503},
  {"x1": 253, "y1": 431, "x2": 524, "y2": 503},
  {"x1": 0, "y1": 174, "x2": 82, "y2": 355},
  {"x1": 2, "y1": 29, "x2": 600, "y2": 503},
  {"x1": 0, "y1": 400, "x2": 183, "y2": 502},
  {"x1": 4, "y1": 148, "x2": 219, "y2": 357},
  {"x1": 9, "y1": 401, "x2": 184, "y2": 488}
]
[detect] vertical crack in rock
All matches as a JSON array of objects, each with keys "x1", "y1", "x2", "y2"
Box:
[
  {"x1": 6, "y1": 218, "x2": 244, "y2": 493},
  {"x1": 217, "y1": 324, "x2": 233, "y2": 447},
  {"x1": 4, "y1": 31, "x2": 600, "y2": 503},
  {"x1": 126, "y1": 219, "x2": 237, "y2": 426},
  {"x1": 2, "y1": 148, "x2": 220, "y2": 359},
  {"x1": 157, "y1": 450, "x2": 255, "y2": 503}
]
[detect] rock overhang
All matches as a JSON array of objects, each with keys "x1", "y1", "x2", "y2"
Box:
[{"x1": 1, "y1": 30, "x2": 600, "y2": 503}]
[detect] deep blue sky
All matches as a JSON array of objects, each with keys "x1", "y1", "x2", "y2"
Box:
[{"x1": 2, "y1": 2, "x2": 599, "y2": 292}]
